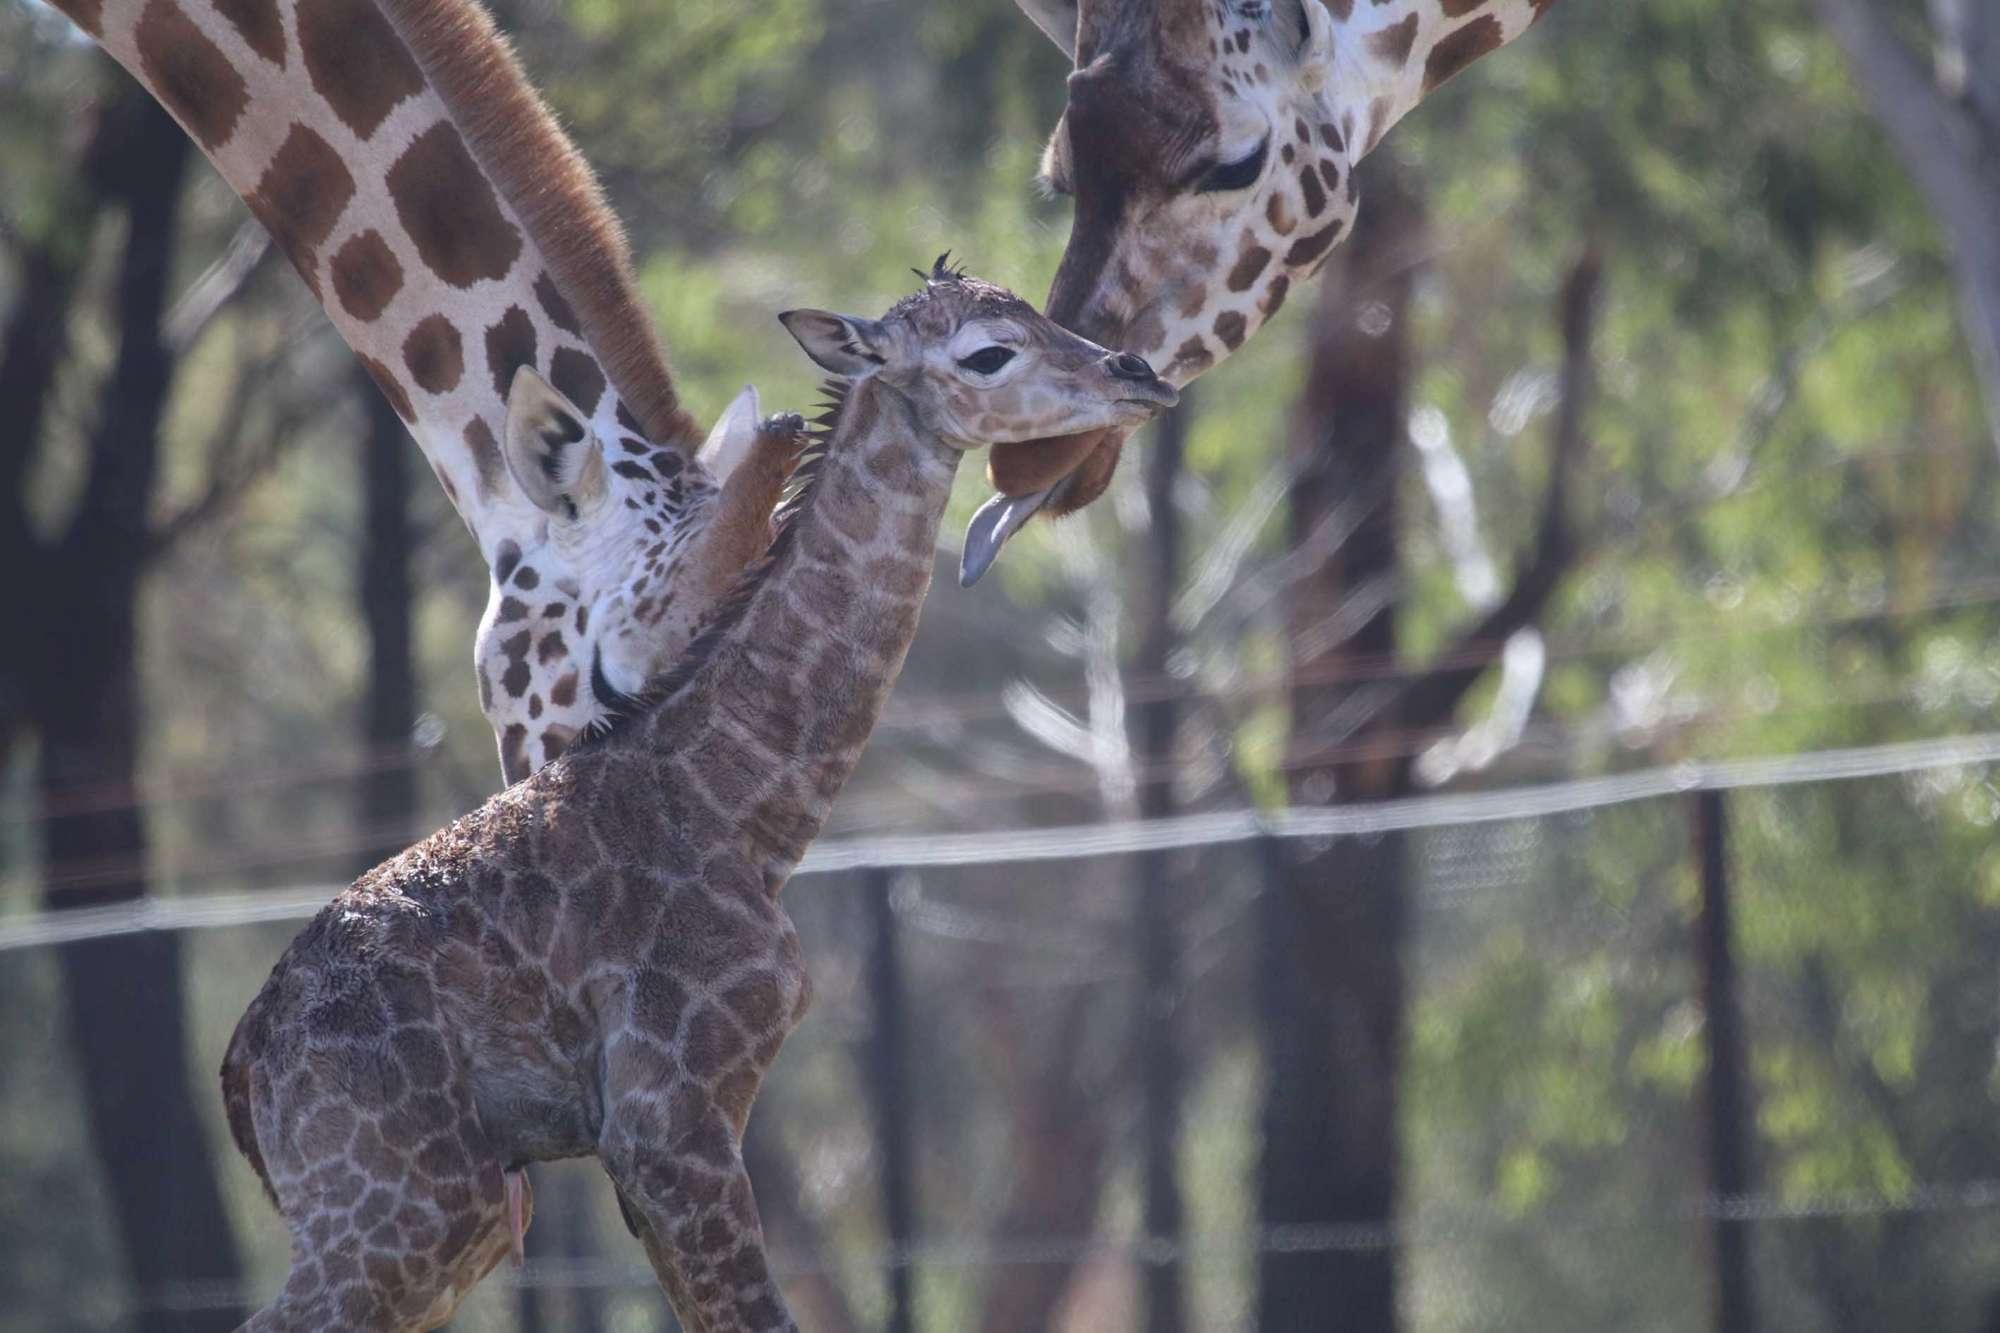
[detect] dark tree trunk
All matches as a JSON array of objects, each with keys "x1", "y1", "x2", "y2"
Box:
[
  {"x1": 29, "y1": 81, "x2": 248, "y2": 1332},
  {"x1": 356, "y1": 364, "x2": 419, "y2": 872},
  {"x1": 974, "y1": 998, "x2": 1113, "y2": 1333},
  {"x1": 0, "y1": 93, "x2": 132, "y2": 749},
  {"x1": 1258, "y1": 155, "x2": 1421, "y2": 1333},
  {"x1": 1692, "y1": 790, "x2": 1756, "y2": 1333},
  {"x1": 1134, "y1": 397, "x2": 1191, "y2": 1333}
]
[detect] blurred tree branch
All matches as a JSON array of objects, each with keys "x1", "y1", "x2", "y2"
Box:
[
  {"x1": 1396, "y1": 250, "x2": 1602, "y2": 739},
  {"x1": 1813, "y1": 0, "x2": 2000, "y2": 460},
  {"x1": 164, "y1": 218, "x2": 274, "y2": 355}
]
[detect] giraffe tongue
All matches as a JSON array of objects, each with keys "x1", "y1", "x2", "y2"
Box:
[
  {"x1": 961, "y1": 428, "x2": 1115, "y2": 589},
  {"x1": 986, "y1": 428, "x2": 1112, "y2": 497}
]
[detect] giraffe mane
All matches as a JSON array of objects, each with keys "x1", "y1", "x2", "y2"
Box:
[
  {"x1": 570, "y1": 378, "x2": 853, "y2": 752},
  {"x1": 378, "y1": 0, "x2": 699, "y2": 449}
]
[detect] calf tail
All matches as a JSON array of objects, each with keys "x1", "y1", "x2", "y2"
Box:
[{"x1": 219, "y1": 1010, "x2": 277, "y2": 1210}]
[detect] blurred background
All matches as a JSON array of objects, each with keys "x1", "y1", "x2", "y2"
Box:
[{"x1": 5, "y1": 0, "x2": 2000, "y2": 1329}]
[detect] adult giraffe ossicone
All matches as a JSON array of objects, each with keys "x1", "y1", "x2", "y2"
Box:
[
  {"x1": 50, "y1": 0, "x2": 806, "y2": 781},
  {"x1": 961, "y1": 0, "x2": 1557, "y2": 584},
  {"x1": 220, "y1": 261, "x2": 1175, "y2": 1331}
]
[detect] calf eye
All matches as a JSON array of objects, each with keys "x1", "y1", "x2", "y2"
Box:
[
  {"x1": 958, "y1": 346, "x2": 1016, "y2": 375},
  {"x1": 1198, "y1": 138, "x2": 1269, "y2": 194}
]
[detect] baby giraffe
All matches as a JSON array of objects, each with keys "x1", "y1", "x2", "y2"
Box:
[{"x1": 220, "y1": 258, "x2": 1175, "y2": 1332}]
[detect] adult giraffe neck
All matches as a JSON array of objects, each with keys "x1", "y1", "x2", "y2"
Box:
[
  {"x1": 56, "y1": 0, "x2": 694, "y2": 567},
  {"x1": 616, "y1": 376, "x2": 958, "y2": 891}
]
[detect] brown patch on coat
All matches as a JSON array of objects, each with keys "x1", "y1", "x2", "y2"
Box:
[
  {"x1": 387, "y1": 123, "x2": 522, "y2": 290},
  {"x1": 403, "y1": 314, "x2": 464, "y2": 394},
  {"x1": 330, "y1": 230, "x2": 403, "y2": 322},
  {"x1": 1261, "y1": 274, "x2": 1291, "y2": 319},
  {"x1": 1213, "y1": 310, "x2": 1247, "y2": 351},
  {"x1": 535, "y1": 274, "x2": 581, "y2": 335},
  {"x1": 1368, "y1": 13, "x2": 1419, "y2": 66},
  {"x1": 498, "y1": 630, "x2": 533, "y2": 698},
  {"x1": 499, "y1": 724, "x2": 529, "y2": 784},
  {"x1": 1286, "y1": 220, "x2": 1346, "y2": 269},
  {"x1": 463, "y1": 418, "x2": 506, "y2": 497},
  {"x1": 1299, "y1": 164, "x2": 1327, "y2": 218},
  {"x1": 295, "y1": 0, "x2": 424, "y2": 139},
  {"x1": 1227, "y1": 243, "x2": 1272, "y2": 292},
  {"x1": 62, "y1": 0, "x2": 103, "y2": 36},
  {"x1": 135, "y1": 0, "x2": 248, "y2": 151},
  {"x1": 1425, "y1": 15, "x2": 1505, "y2": 92},
  {"x1": 360, "y1": 355, "x2": 415, "y2": 424},
  {"x1": 1266, "y1": 190, "x2": 1297, "y2": 236},
  {"x1": 213, "y1": 0, "x2": 286, "y2": 66},
  {"x1": 484, "y1": 306, "x2": 538, "y2": 403},
  {"x1": 247, "y1": 125, "x2": 354, "y2": 295},
  {"x1": 549, "y1": 347, "x2": 606, "y2": 419}
]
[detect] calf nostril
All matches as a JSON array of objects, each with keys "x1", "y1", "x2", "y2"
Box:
[{"x1": 1110, "y1": 352, "x2": 1156, "y2": 381}]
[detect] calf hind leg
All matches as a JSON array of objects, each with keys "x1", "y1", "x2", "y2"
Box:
[
  {"x1": 239, "y1": 1069, "x2": 520, "y2": 1331},
  {"x1": 601, "y1": 1096, "x2": 796, "y2": 1333}
]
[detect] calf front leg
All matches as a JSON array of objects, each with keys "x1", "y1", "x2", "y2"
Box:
[
  {"x1": 691, "y1": 412, "x2": 810, "y2": 600},
  {"x1": 600, "y1": 1097, "x2": 798, "y2": 1333}
]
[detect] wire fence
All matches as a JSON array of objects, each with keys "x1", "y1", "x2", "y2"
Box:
[
  {"x1": 8, "y1": 731, "x2": 2000, "y2": 1330},
  {"x1": 6, "y1": 728, "x2": 2000, "y2": 952}
]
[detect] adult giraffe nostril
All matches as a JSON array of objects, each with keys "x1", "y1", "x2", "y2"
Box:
[{"x1": 1109, "y1": 352, "x2": 1157, "y2": 381}]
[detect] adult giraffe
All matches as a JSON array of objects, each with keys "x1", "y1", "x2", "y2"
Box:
[
  {"x1": 962, "y1": 0, "x2": 1558, "y2": 581},
  {"x1": 46, "y1": 0, "x2": 805, "y2": 782}
]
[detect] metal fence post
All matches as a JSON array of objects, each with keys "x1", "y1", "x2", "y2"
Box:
[
  {"x1": 867, "y1": 868, "x2": 916, "y2": 1333},
  {"x1": 1693, "y1": 787, "x2": 1756, "y2": 1333}
]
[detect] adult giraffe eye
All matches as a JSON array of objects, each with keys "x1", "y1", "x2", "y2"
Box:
[
  {"x1": 958, "y1": 346, "x2": 1016, "y2": 375},
  {"x1": 1198, "y1": 138, "x2": 1269, "y2": 194}
]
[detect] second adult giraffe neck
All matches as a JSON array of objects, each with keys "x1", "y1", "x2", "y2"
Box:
[{"x1": 616, "y1": 376, "x2": 956, "y2": 891}]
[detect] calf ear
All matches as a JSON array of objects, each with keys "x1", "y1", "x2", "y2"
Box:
[
  {"x1": 1013, "y1": 0, "x2": 1078, "y2": 58},
  {"x1": 778, "y1": 309, "x2": 892, "y2": 379},
  {"x1": 502, "y1": 367, "x2": 607, "y2": 523}
]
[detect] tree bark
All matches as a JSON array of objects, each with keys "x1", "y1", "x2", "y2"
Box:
[
  {"x1": 1813, "y1": 0, "x2": 2000, "y2": 461},
  {"x1": 1258, "y1": 155, "x2": 1420, "y2": 1333},
  {"x1": 1257, "y1": 169, "x2": 1601, "y2": 1331},
  {"x1": 0, "y1": 95, "x2": 132, "y2": 748},
  {"x1": 28, "y1": 79, "x2": 248, "y2": 1332},
  {"x1": 356, "y1": 364, "x2": 419, "y2": 872},
  {"x1": 974, "y1": 996, "x2": 1113, "y2": 1333}
]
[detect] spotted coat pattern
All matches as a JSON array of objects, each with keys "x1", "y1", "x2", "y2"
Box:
[
  {"x1": 56, "y1": 0, "x2": 796, "y2": 783},
  {"x1": 986, "y1": 0, "x2": 1556, "y2": 519},
  {"x1": 218, "y1": 270, "x2": 1173, "y2": 1331}
]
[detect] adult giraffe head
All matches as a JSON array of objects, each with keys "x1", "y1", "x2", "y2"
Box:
[{"x1": 961, "y1": 0, "x2": 1556, "y2": 584}]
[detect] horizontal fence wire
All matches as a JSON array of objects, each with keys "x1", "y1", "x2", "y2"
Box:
[
  {"x1": 4, "y1": 729, "x2": 1999, "y2": 955},
  {"x1": 132, "y1": 1177, "x2": 2000, "y2": 1313}
]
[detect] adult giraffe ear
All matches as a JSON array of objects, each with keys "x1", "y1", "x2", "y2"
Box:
[
  {"x1": 1293, "y1": 0, "x2": 1335, "y2": 86},
  {"x1": 1262, "y1": 0, "x2": 1334, "y2": 78},
  {"x1": 502, "y1": 367, "x2": 607, "y2": 523},
  {"x1": 697, "y1": 384, "x2": 762, "y2": 485},
  {"x1": 1013, "y1": 0, "x2": 1078, "y2": 58},
  {"x1": 778, "y1": 309, "x2": 892, "y2": 379}
]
